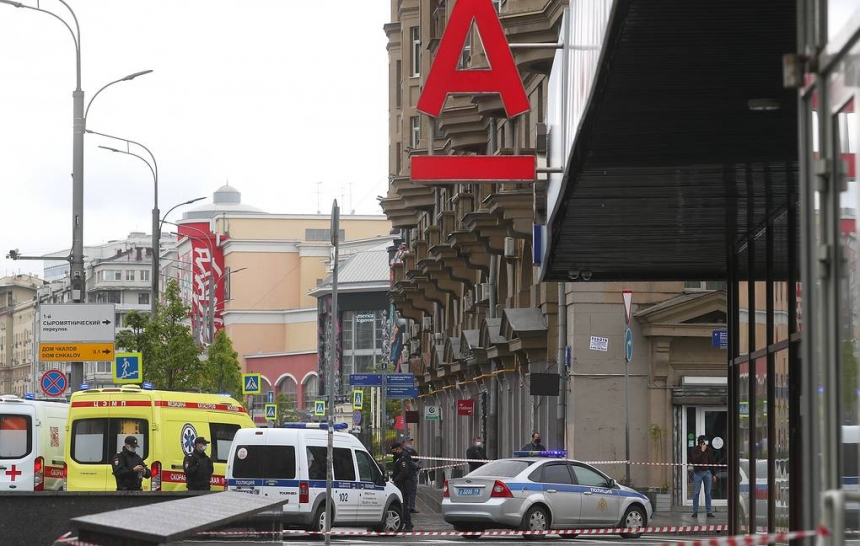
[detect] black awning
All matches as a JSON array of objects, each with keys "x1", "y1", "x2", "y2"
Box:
[{"x1": 545, "y1": 0, "x2": 797, "y2": 282}]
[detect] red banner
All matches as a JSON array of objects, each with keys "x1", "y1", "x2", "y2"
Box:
[
  {"x1": 177, "y1": 222, "x2": 227, "y2": 346},
  {"x1": 457, "y1": 399, "x2": 474, "y2": 416}
]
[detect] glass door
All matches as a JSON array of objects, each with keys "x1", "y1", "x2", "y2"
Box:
[{"x1": 683, "y1": 406, "x2": 728, "y2": 506}]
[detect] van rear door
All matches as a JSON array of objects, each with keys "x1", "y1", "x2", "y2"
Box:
[
  {"x1": 229, "y1": 443, "x2": 301, "y2": 514},
  {"x1": 0, "y1": 410, "x2": 35, "y2": 491}
]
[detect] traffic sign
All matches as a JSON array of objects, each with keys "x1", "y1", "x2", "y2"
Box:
[
  {"x1": 39, "y1": 343, "x2": 115, "y2": 362},
  {"x1": 622, "y1": 290, "x2": 633, "y2": 325},
  {"x1": 314, "y1": 400, "x2": 326, "y2": 416},
  {"x1": 386, "y1": 385, "x2": 418, "y2": 399},
  {"x1": 264, "y1": 404, "x2": 277, "y2": 421},
  {"x1": 114, "y1": 352, "x2": 142, "y2": 384},
  {"x1": 40, "y1": 304, "x2": 116, "y2": 343},
  {"x1": 267, "y1": 390, "x2": 274, "y2": 404},
  {"x1": 349, "y1": 374, "x2": 383, "y2": 387},
  {"x1": 353, "y1": 410, "x2": 362, "y2": 425},
  {"x1": 624, "y1": 328, "x2": 633, "y2": 362},
  {"x1": 353, "y1": 390, "x2": 363, "y2": 410},
  {"x1": 386, "y1": 373, "x2": 415, "y2": 386},
  {"x1": 242, "y1": 374, "x2": 262, "y2": 395},
  {"x1": 40, "y1": 370, "x2": 67, "y2": 397}
]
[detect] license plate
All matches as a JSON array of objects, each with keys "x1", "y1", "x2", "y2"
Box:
[
  {"x1": 458, "y1": 488, "x2": 481, "y2": 496},
  {"x1": 235, "y1": 488, "x2": 260, "y2": 495}
]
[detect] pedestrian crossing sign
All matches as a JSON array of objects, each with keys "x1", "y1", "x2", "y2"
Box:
[
  {"x1": 353, "y1": 390, "x2": 363, "y2": 410},
  {"x1": 265, "y1": 403, "x2": 277, "y2": 421},
  {"x1": 113, "y1": 352, "x2": 143, "y2": 384},
  {"x1": 314, "y1": 400, "x2": 326, "y2": 416},
  {"x1": 242, "y1": 373, "x2": 262, "y2": 395}
]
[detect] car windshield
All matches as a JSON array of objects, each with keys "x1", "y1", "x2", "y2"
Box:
[{"x1": 467, "y1": 459, "x2": 531, "y2": 478}]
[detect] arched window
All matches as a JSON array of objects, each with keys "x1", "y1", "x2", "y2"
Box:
[
  {"x1": 278, "y1": 376, "x2": 297, "y2": 403},
  {"x1": 302, "y1": 375, "x2": 319, "y2": 409}
]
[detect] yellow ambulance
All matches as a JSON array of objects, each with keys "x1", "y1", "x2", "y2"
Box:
[{"x1": 65, "y1": 384, "x2": 254, "y2": 491}]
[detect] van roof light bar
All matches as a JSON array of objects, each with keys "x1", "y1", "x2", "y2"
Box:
[
  {"x1": 282, "y1": 422, "x2": 349, "y2": 431},
  {"x1": 513, "y1": 450, "x2": 567, "y2": 458}
]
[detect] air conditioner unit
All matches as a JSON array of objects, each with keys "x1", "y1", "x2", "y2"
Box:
[
  {"x1": 504, "y1": 237, "x2": 516, "y2": 259},
  {"x1": 477, "y1": 283, "x2": 491, "y2": 303},
  {"x1": 422, "y1": 316, "x2": 433, "y2": 331}
]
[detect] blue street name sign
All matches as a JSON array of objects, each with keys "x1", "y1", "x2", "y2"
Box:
[
  {"x1": 386, "y1": 373, "x2": 415, "y2": 386},
  {"x1": 712, "y1": 329, "x2": 728, "y2": 350},
  {"x1": 386, "y1": 385, "x2": 418, "y2": 399},
  {"x1": 349, "y1": 374, "x2": 383, "y2": 387}
]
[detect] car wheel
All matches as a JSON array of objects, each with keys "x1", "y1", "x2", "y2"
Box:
[
  {"x1": 618, "y1": 505, "x2": 647, "y2": 539},
  {"x1": 308, "y1": 504, "x2": 329, "y2": 535},
  {"x1": 520, "y1": 505, "x2": 550, "y2": 539},
  {"x1": 372, "y1": 503, "x2": 403, "y2": 533},
  {"x1": 454, "y1": 524, "x2": 484, "y2": 540}
]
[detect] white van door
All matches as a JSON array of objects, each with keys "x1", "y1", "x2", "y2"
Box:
[
  {"x1": 354, "y1": 449, "x2": 386, "y2": 523},
  {"x1": 309, "y1": 446, "x2": 358, "y2": 523},
  {"x1": 230, "y1": 443, "x2": 302, "y2": 515},
  {"x1": 0, "y1": 411, "x2": 35, "y2": 491}
]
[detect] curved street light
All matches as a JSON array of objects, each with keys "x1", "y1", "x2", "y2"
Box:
[
  {"x1": 95, "y1": 137, "x2": 160, "y2": 317},
  {"x1": 0, "y1": 0, "x2": 152, "y2": 306}
]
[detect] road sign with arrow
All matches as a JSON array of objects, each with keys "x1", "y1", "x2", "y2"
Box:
[
  {"x1": 39, "y1": 304, "x2": 116, "y2": 343},
  {"x1": 40, "y1": 343, "x2": 115, "y2": 362}
]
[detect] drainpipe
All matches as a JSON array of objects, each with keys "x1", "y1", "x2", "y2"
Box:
[
  {"x1": 487, "y1": 255, "x2": 500, "y2": 459},
  {"x1": 557, "y1": 282, "x2": 567, "y2": 451}
]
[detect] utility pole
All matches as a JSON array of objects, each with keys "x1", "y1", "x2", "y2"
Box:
[{"x1": 324, "y1": 200, "x2": 340, "y2": 546}]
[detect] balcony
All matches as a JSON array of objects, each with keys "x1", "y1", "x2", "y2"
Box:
[{"x1": 501, "y1": 0, "x2": 565, "y2": 75}]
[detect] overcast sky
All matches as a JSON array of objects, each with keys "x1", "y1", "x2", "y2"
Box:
[{"x1": 0, "y1": 1, "x2": 391, "y2": 277}]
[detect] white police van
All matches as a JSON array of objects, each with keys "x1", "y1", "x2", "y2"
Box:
[
  {"x1": 225, "y1": 423, "x2": 404, "y2": 532},
  {"x1": 0, "y1": 394, "x2": 69, "y2": 491}
]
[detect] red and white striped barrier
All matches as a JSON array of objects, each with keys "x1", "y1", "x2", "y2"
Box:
[
  {"x1": 658, "y1": 526, "x2": 827, "y2": 546},
  {"x1": 413, "y1": 455, "x2": 728, "y2": 468},
  {"x1": 191, "y1": 524, "x2": 730, "y2": 538}
]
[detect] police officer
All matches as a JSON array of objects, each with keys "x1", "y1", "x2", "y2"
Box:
[
  {"x1": 391, "y1": 442, "x2": 415, "y2": 531},
  {"x1": 403, "y1": 437, "x2": 420, "y2": 513},
  {"x1": 184, "y1": 436, "x2": 214, "y2": 491},
  {"x1": 112, "y1": 435, "x2": 151, "y2": 491}
]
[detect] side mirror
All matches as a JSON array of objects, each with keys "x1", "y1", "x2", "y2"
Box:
[{"x1": 609, "y1": 479, "x2": 617, "y2": 488}]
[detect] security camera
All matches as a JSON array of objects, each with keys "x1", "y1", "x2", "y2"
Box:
[
  {"x1": 568, "y1": 270, "x2": 580, "y2": 280},
  {"x1": 581, "y1": 271, "x2": 593, "y2": 281}
]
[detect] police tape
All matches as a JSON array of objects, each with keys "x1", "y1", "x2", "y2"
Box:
[
  {"x1": 658, "y1": 526, "x2": 828, "y2": 546},
  {"x1": 413, "y1": 455, "x2": 727, "y2": 467},
  {"x1": 190, "y1": 524, "x2": 731, "y2": 538}
]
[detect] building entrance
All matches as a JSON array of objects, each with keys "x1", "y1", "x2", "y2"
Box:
[{"x1": 682, "y1": 406, "x2": 728, "y2": 507}]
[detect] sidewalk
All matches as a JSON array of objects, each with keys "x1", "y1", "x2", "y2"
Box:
[{"x1": 413, "y1": 484, "x2": 728, "y2": 532}]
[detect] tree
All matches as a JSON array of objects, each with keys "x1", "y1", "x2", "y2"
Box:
[
  {"x1": 144, "y1": 279, "x2": 203, "y2": 390},
  {"x1": 115, "y1": 310, "x2": 150, "y2": 354},
  {"x1": 201, "y1": 329, "x2": 243, "y2": 398},
  {"x1": 276, "y1": 392, "x2": 302, "y2": 426}
]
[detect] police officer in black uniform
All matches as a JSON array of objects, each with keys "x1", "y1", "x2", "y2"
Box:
[
  {"x1": 184, "y1": 436, "x2": 214, "y2": 491},
  {"x1": 391, "y1": 442, "x2": 415, "y2": 531},
  {"x1": 112, "y1": 435, "x2": 151, "y2": 491}
]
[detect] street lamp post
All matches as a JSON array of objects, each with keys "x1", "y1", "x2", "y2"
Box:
[
  {"x1": 0, "y1": 0, "x2": 151, "y2": 303},
  {"x1": 91, "y1": 133, "x2": 159, "y2": 316}
]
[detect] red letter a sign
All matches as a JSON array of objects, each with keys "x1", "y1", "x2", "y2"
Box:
[
  {"x1": 411, "y1": 0, "x2": 535, "y2": 184},
  {"x1": 417, "y1": 0, "x2": 529, "y2": 117}
]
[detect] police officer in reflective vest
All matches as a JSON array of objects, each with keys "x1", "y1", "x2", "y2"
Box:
[
  {"x1": 184, "y1": 436, "x2": 214, "y2": 490},
  {"x1": 112, "y1": 435, "x2": 151, "y2": 491}
]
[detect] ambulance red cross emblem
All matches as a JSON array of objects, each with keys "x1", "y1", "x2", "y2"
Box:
[{"x1": 5, "y1": 464, "x2": 22, "y2": 481}]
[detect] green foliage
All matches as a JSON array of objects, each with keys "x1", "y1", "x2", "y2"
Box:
[
  {"x1": 119, "y1": 279, "x2": 203, "y2": 391},
  {"x1": 842, "y1": 339, "x2": 859, "y2": 420},
  {"x1": 276, "y1": 393, "x2": 302, "y2": 426},
  {"x1": 201, "y1": 329, "x2": 243, "y2": 398}
]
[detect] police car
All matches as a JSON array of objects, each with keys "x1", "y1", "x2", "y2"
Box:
[
  {"x1": 225, "y1": 423, "x2": 404, "y2": 532},
  {"x1": 441, "y1": 451, "x2": 652, "y2": 538}
]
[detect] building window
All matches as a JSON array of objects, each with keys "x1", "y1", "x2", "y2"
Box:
[
  {"x1": 434, "y1": 118, "x2": 444, "y2": 139},
  {"x1": 97, "y1": 362, "x2": 110, "y2": 373},
  {"x1": 410, "y1": 116, "x2": 421, "y2": 149},
  {"x1": 459, "y1": 30, "x2": 472, "y2": 69},
  {"x1": 684, "y1": 281, "x2": 727, "y2": 291},
  {"x1": 140, "y1": 270, "x2": 150, "y2": 282},
  {"x1": 99, "y1": 270, "x2": 122, "y2": 282},
  {"x1": 305, "y1": 229, "x2": 346, "y2": 242},
  {"x1": 395, "y1": 60, "x2": 402, "y2": 108},
  {"x1": 138, "y1": 293, "x2": 150, "y2": 305},
  {"x1": 125, "y1": 270, "x2": 135, "y2": 281},
  {"x1": 303, "y1": 376, "x2": 319, "y2": 410},
  {"x1": 411, "y1": 26, "x2": 420, "y2": 77},
  {"x1": 395, "y1": 142, "x2": 402, "y2": 175},
  {"x1": 96, "y1": 291, "x2": 122, "y2": 304}
]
